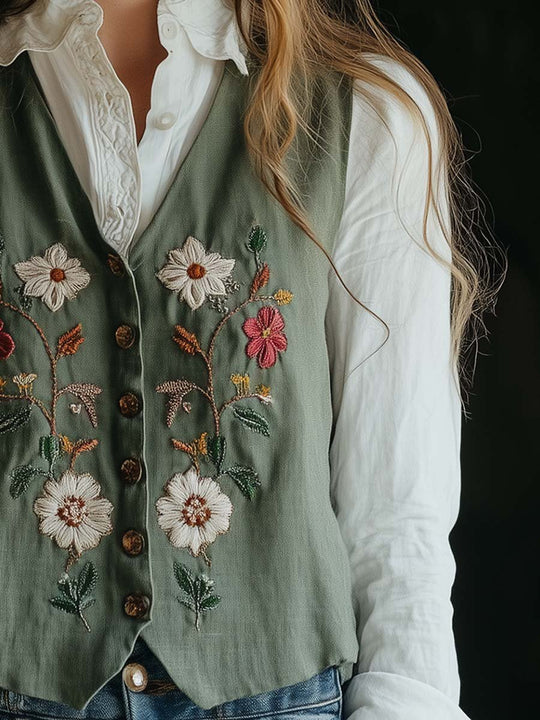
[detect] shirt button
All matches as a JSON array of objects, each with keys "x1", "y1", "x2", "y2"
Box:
[
  {"x1": 123, "y1": 593, "x2": 151, "y2": 620},
  {"x1": 122, "y1": 529, "x2": 145, "y2": 557},
  {"x1": 155, "y1": 112, "x2": 176, "y2": 130},
  {"x1": 115, "y1": 324, "x2": 136, "y2": 349},
  {"x1": 161, "y1": 20, "x2": 178, "y2": 40},
  {"x1": 120, "y1": 457, "x2": 143, "y2": 485},
  {"x1": 107, "y1": 253, "x2": 125, "y2": 276},
  {"x1": 119, "y1": 392, "x2": 141, "y2": 418},
  {"x1": 122, "y1": 663, "x2": 148, "y2": 692}
]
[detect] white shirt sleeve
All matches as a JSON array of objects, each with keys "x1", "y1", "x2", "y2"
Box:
[{"x1": 325, "y1": 55, "x2": 470, "y2": 720}]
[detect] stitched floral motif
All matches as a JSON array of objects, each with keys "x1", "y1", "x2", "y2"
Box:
[
  {"x1": 33, "y1": 470, "x2": 113, "y2": 562},
  {"x1": 0, "y1": 233, "x2": 110, "y2": 631},
  {"x1": 155, "y1": 224, "x2": 293, "y2": 628},
  {"x1": 156, "y1": 466, "x2": 233, "y2": 564},
  {"x1": 0, "y1": 319, "x2": 15, "y2": 359},
  {"x1": 156, "y1": 235, "x2": 236, "y2": 310},
  {"x1": 242, "y1": 306, "x2": 287, "y2": 368},
  {"x1": 13, "y1": 242, "x2": 91, "y2": 312}
]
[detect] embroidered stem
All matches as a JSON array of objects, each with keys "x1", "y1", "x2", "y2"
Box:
[
  {"x1": 0, "y1": 393, "x2": 53, "y2": 424},
  {"x1": 0, "y1": 299, "x2": 57, "y2": 432},
  {"x1": 218, "y1": 393, "x2": 269, "y2": 418}
]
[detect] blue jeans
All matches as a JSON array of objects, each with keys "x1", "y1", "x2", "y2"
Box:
[{"x1": 0, "y1": 635, "x2": 343, "y2": 719}]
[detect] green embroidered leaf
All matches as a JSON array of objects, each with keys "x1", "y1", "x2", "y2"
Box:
[
  {"x1": 207, "y1": 435, "x2": 226, "y2": 473},
  {"x1": 0, "y1": 405, "x2": 32, "y2": 434},
  {"x1": 174, "y1": 563, "x2": 221, "y2": 630},
  {"x1": 225, "y1": 465, "x2": 261, "y2": 500},
  {"x1": 51, "y1": 565, "x2": 98, "y2": 632},
  {"x1": 199, "y1": 594, "x2": 221, "y2": 611},
  {"x1": 79, "y1": 597, "x2": 96, "y2": 611},
  {"x1": 247, "y1": 225, "x2": 267, "y2": 254},
  {"x1": 232, "y1": 406, "x2": 270, "y2": 436},
  {"x1": 49, "y1": 596, "x2": 78, "y2": 615},
  {"x1": 173, "y1": 561, "x2": 196, "y2": 596},
  {"x1": 77, "y1": 561, "x2": 98, "y2": 600},
  {"x1": 9, "y1": 464, "x2": 47, "y2": 499},
  {"x1": 39, "y1": 434, "x2": 61, "y2": 466},
  {"x1": 13, "y1": 285, "x2": 33, "y2": 311}
]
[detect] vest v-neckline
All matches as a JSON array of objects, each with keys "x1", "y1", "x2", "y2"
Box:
[{"x1": 20, "y1": 50, "x2": 241, "y2": 262}]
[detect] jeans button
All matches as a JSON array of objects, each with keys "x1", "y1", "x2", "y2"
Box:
[{"x1": 122, "y1": 662, "x2": 148, "y2": 692}]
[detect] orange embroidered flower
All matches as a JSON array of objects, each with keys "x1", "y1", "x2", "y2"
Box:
[{"x1": 242, "y1": 306, "x2": 287, "y2": 369}]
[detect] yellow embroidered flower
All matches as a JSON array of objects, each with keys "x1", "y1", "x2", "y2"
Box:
[
  {"x1": 0, "y1": 376, "x2": 7, "y2": 390},
  {"x1": 230, "y1": 373, "x2": 250, "y2": 396},
  {"x1": 59, "y1": 434, "x2": 74, "y2": 454},
  {"x1": 273, "y1": 289, "x2": 293, "y2": 305},
  {"x1": 196, "y1": 431, "x2": 208, "y2": 456},
  {"x1": 12, "y1": 372, "x2": 37, "y2": 395},
  {"x1": 255, "y1": 384, "x2": 272, "y2": 404}
]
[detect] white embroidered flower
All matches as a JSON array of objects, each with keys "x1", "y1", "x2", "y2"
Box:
[
  {"x1": 156, "y1": 466, "x2": 233, "y2": 556},
  {"x1": 156, "y1": 236, "x2": 235, "y2": 310},
  {"x1": 33, "y1": 470, "x2": 113, "y2": 556},
  {"x1": 14, "y1": 243, "x2": 91, "y2": 312}
]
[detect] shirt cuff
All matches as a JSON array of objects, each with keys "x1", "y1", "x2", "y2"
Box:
[{"x1": 342, "y1": 672, "x2": 471, "y2": 720}]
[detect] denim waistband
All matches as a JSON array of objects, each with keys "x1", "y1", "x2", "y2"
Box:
[{"x1": 0, "y1": 635, "x2": 343, "y2": 720}]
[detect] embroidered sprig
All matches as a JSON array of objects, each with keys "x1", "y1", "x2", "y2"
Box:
[
  {"x1": 173, "y1": 561, "x2": 221, "y2": 631},
  {"x1": 48, "y1": 561, "x2": 99, "y2": 633}
]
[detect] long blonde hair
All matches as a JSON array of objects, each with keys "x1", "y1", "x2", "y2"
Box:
[{"x1": 232, "y1": 0, "x2": 507, "y2": 411}]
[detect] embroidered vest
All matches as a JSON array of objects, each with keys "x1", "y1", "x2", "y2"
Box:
[{"x1": 0, "y1": 51, "x2": 359, "y2": 710}]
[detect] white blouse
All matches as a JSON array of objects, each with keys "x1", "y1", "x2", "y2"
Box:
[{"x1": 0, "y1": 1, "x2": 468, "y2": 718}]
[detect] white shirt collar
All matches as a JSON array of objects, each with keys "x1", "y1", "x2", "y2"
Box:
[{"x1": 0, "y1": 0, "x2": 250, "y2": 75}]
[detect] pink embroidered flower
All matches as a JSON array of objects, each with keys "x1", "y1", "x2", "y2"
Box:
[
  {"x1": 242, "y1": 306, "x2": 287, "y2": 369},
  {"x1": 0, "y1": 319, "x2": 15, "y2": 360}
]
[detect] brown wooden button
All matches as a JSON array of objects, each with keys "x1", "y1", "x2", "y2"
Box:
[
  {"x1": 123, "y1": 592, "x2": 151, "y2": 619},
  {"x1": 122, "y1": 529, "x2": 145, "y2": 556},
  {"x1": 107, "y1": 253, "x2": 125, "y2": 276},
  {"x1": 122, "y1": 662, "x2": 148, "y2": 692},
  {"x1": 115, "y1": 324, "x2": 136, "y2": 349},
  {"x1": 119, "y1": 392, "x2": 140, "y2": 418},
  {"x1": 120, "y1": 457, "x2": 143, "y2": 485}
]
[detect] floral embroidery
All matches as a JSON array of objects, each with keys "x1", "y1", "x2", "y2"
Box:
[
  {"x1": 33, "y1": 470, "x2": 113, "y2": 562},
  {"x1": 0, "y1": 319, "x2": 15, "y2": 359},
  {"x1": 13, "y1": 242, "x2": 91, "y2": 312},
  {"x1": 242, "y1": 306, "x2": 287, "y2": 368},
  {"x1": 0, "y1": 233, "x2": 109, "y2": 631},
  {"x1": 156, "y1": 466, "x2": 233, "y2": 563},
  {"x1": 173, "y1": 561, "x2": 221, "y2": 631},
  {"x1": 155, "y1": 224, "x2": 293, "y2": 627},
  {"x1": 156, "y1": 235, "x2": 236, "y2": 310}
]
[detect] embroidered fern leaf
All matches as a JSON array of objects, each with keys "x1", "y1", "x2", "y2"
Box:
[
  {"x1": 232, "y1": 406, "x2": 270, "y2": 436},
  {"x1": 0, "y1": 405, "x2": 32, "y2": 434},
  {"x1": 156, "y1": 379, "x2": 195, "y2": 427},
  {"x1": 9, "y1": 464, "x2": 47, "y2": 499},
  {"x1": 225, "y1": 465, "x2": 260, "y2": 500},
  {"x1": 61, "y1": 383, "x2": 102, "y2": 428},
  {"x1": 50, "y1": 562, "x2": 98, "y2": 632},
  {"x1": 207, "y1": 435, "x2": 226, "y2": 473},
  {"x1": 250, "y1": 263, "x2": 270, "y2": 294},
  {"x1": 56, "y1": 324, "x2": 85, "y2": 358},
  {"x1": 173, "y1": 325, "x2": 200, "y2": 355},
  {"x1": 174, "y1": 561, "x2": 221, "y2": 630}
]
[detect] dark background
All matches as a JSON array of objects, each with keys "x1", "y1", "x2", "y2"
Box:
[{"x1": 377, "y1": 2, "x2": 538, "y2": 717}]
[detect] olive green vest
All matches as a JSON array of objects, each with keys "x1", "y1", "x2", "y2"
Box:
[{"x1": 0, "y1": 51, "x2": 359, "y2": 710}]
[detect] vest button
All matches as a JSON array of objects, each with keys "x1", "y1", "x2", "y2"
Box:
[
  {"x1": 119, "y1": 392, "x2": 141, "y2": 417},
  {"x1": 107, "y1": 253, "x2": 125, "y2": 276},
  {"x1": 120, "y1": 457, "x2": 143, "y2": 485},
  {"x1": 122, "y1": 529, "x2": 145, "y2": 556},
  {"x1": 122, "y1": 662, "x2": 148, "y2": 692},
  {"x1": 123, "y1": 593, "x2": 151, "y2": 619},
  {"x1": 115, "y1": 324, "x2": 136, "y2": 349}
]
